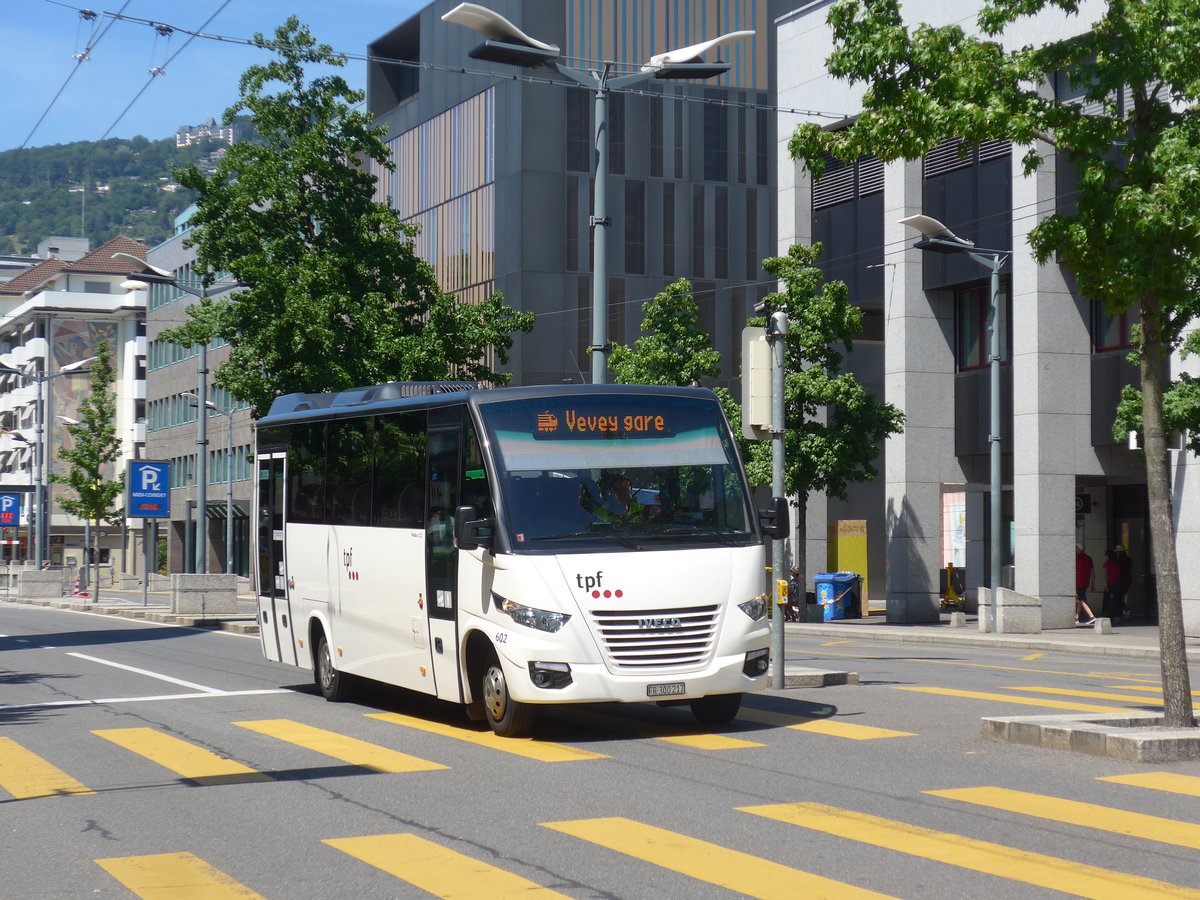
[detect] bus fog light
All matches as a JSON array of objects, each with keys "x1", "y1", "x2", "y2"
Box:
[
  {"x1": 743, "y1": 648, "x2": 769, "y2": 677},
  {"x1": 528, "y1": 661, "x2": 573, "y2": 689}
]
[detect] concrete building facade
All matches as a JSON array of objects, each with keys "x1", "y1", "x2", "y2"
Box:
[
  {"x1": 145, "y1": 208, "x2": 252, "y2": 577},
  {"x1": 0, "y1": 236, "x2": 149, "y2": 577},
  {"x1": 777, "y1": 1, "x2": 1196, "y2": 633}
]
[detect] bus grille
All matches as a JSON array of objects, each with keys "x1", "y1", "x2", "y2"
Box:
[{"x1": 589, "y1": 605, "x2": 719, "y2": 669}]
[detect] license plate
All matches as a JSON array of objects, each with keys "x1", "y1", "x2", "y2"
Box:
[{"x1": 646, "y1": 681, "x2": 686, "y2": 697}]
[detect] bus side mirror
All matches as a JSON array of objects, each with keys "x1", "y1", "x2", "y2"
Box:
[
  {"x1": 454, "y1": 505, "x2": 494, "y2": 551},
  {"x1": 759, "y1": 496, "x2": 789, "y2": 540}
]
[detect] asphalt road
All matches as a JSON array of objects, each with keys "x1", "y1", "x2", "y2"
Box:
[{"x1": 2, "y1": 602, "x2": 1199, "y2": 899}]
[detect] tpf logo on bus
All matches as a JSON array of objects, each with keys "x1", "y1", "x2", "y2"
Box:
[{"x1": 576, "y1": 570, "x2": 624, "y2": 599}]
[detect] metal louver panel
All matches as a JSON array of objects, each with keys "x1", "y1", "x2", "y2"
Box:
[
  {"x1": 858, "y1": 155, "x2": 884, "y2": 195},
  {"x1": 923, "y1": 138, "x2": 971, "y2": 177},
  {"x1": 590, "y1": 604, "x2": 720, "y2": 669},
  {"x1": 813, "y1": 163, "x2": 855, "y2": 209},
  {"x1": 978, "y1": 139, "x2": 1011, "y2": 162}
]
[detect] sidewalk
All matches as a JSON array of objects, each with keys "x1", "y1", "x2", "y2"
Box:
[
  {"x1": 787, "y1": 611, "x2": 1200, "y2": 661},
  {"x1": 2, "y1": 587, "x2": 261, "y2": 633}
]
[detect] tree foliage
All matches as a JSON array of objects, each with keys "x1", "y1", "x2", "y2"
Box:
[
  {"x1": 791, "y1": 0, "x2": 1196, "y2": 725},
  {"x1": 743, "y1": 244, "x2": 904, "y2": 500},
  {"x1": 162, "y1": 19, "x2": 533, "y2": 417},
  {"x1": 53, "y1": 339, "x2": 124, "y2": 593},
  {"x1": 0, "y1": 136, "x2": 214, "y2": 255},
  {"x1": 609, "y1": 279, "x2": 722, "y2": 386}
]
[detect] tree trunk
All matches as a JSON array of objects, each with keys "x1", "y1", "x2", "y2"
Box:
[
  {"x1": 1139, "y1": 294, "x2": 1195, "y2": 727},
  {"x1": 91, "y1": 518, "x2": 100, "y2": 602},
  {"x1": 795, "y1": 499, "x2": 807, "y2": 617}
]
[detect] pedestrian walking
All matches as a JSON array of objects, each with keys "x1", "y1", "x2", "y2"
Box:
[{"x1": 1075, "y1": 545, "x2": 1097, "y2": 625}]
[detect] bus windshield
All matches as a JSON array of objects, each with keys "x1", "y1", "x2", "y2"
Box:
[{"x1": 479, "y1": 394, "x2": 756, "y2": 551}]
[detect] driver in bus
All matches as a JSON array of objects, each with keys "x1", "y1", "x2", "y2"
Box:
[{"x1": 587, "y1": 473, "x2": 659, "y2": 524}]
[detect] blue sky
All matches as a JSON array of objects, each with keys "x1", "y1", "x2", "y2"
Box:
[{"x1": 3, "y1": 0, "x2": 426, "y2": 152}]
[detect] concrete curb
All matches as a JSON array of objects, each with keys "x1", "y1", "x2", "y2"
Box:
[
  {"x1": 982, "y1": 714, "x2": 1200, "y2": 762},
  {"x1": 777, "y1": 666, "x2": 858, "y2": 688}
]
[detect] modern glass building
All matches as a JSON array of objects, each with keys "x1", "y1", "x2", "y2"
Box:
[{"x1": 366, "y1": 0, "x2": 790, "y2": 388}]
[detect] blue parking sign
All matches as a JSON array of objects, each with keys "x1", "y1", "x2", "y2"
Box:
[
  {"x1": 0, "y1": 493, "x2": 20, "y2": 527},
  {"x1": 126, "y1": 460, "x2": 170, "y2": 518}
]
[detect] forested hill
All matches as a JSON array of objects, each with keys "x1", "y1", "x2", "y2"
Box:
[{"x1": 0, "y1": 135, "x2": 225, "y2": 256}]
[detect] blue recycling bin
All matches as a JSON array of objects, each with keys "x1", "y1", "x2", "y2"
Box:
[{"x1": 814, "y1": 572, "x2": 861, "y2": 620}]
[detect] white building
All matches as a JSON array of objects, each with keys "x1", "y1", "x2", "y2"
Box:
[
  {"x1": 777, "y1": 1, "x2": 1197, "y2": 633},
  {"x1": 0, "y1": 236, "x2": 149, "y2": 573}
]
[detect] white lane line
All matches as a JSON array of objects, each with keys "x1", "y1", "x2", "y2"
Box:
[
  {"x1": 0, "y1": 689, "x2": 290, "y2": 711},
  {"x1": 66, "y1": 652, "x2": 223, "y2": 693}
]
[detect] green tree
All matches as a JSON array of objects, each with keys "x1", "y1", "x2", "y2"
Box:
[
  {"x1": 162, "y1": 19, "x2": 532, "y2": 417},
  {"x1": 744, "y1": 244, "x2": 904, "y2": 598},
  {"x1": 609, "y1": 279, "x2": 722, "y2": 386},
  {"x1": 53, "y1": 339, "x2": 124, "y2": 596},
  {"x1": 791, "y1": 0, "x2": 1197, "y2": 725}
]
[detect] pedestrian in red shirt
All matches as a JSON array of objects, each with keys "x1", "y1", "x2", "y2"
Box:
[{"x1": 1075, "y1": 545, "x2": 1096, "y2": 625}]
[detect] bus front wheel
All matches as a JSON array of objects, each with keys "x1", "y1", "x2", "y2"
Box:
[
  {"x1": 480, "y1": 651, "x2": 534, "y2": 737},
  {"x1": 315, "y1": 632, "x2": 351, "y2": 702},
  {"x1": 690, "y1": 692, "x2": 742, "y2": 726}
]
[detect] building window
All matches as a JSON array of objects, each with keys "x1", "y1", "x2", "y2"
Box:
[
  {"x1": 673, "y1": 98, "x2": 685, "y2": 178},
  {"x1": 567, "y1": 89, "x2": 590, "y2": 173},
  {"x1": 663, "y1": 182, "x2": 675, "y2": 277},
  {"x1": 746, "y1": 191, "x2": 759, "y2": 280},
  {"x1": 692, "y1": 186, "x2": 706, "y2": 275},
  {"x1": 714, "y1": 187, "x2": 728, "y2": 279},
  {"x1": 650, "y1": 95, "x2": 664, "y2": 178},
  {"x1": 566, "y1": 176, "x2": 580, "y2": 272},
  {"x1": 609, "y1": 92, "x2": 625, "y2": 176},
  {"x1": 756, "y1": 103, "x2": 770, "y2": 186},
  {"x1": 625, "y1": 181, "x2": 645, "y2": 275},
  {"x1": 956, "y1": 280, "x2": 1010, "y2": 371},
  {"x1": 1094, "y1": 302, "x2": 1136, "y2": 351},
  {"x1": 704, "y1": 101, "x2": 727, "y2": 182}
]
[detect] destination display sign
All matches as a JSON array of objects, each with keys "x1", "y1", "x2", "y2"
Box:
[{"x1": 533, "y1": 407, "x2": 675, "y2": 439}]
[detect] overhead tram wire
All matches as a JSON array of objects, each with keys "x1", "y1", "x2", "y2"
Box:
[
  {"x1": 48, "y1": 4, "x2": 852, "y2": 124},
  {"x1": 94, "y1": 0, "x2": 235, "y2": 143},
  {"x1": 20, "y1": 1, "x2": 134, "y2": 149}
]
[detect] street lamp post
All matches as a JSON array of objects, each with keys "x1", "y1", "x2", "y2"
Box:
[
  {"x1": 114, "y1": 252, "x2": 235, "y2": 574},
  {"x1": 183, "y1": 393, "x2": 235, "y2": 573},
  {"x1": 900, "y1": 215, "x2": 1010, "y2": 633},
  {"x1": 442, "y1": 3, "x2": 753, "y2": 384},
  {"x1": 0, "y1": 356, "x2": 95, "y2": 568}
]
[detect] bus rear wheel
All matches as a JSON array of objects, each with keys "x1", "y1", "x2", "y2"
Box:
[
  {"x1": 690, "y1": 692, "x2": 742, "y2": 726},
  {"x1": 315, "y1": 632, "x2": 351, "y2": 702},
  {"x1": 480, "y1": 651, "x2": 534, "y2": 737}
]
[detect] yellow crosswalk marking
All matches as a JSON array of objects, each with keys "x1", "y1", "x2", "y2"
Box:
[
  {"x1": 325, "y1": 833, "x2": 571, "y2": 899},
  {"x1": 736, "y1": 708, "x2": 913, "y2": 739},
  {"x1": 1105, "y1": 684, "x2": 1200, "y2": 697},
  {"x1": 656, "y1": 733, "x2": 765, "y2": 749},
  {"x1": 1098, "y1": 772, "x2": 1200, "y2": 797},
  {"x1": 1004, "y1": 686, "x2": 1170, "y2": 705},
  {"x1": 894, "y1": 685, "x2": 1130, "y2": 714},
  {"x1": 788, "y1": 720, "x2": 915, "y2": 740},
  {"x1": 366, "y1": 712, "x2": 609, "y2": 762},
  {"x1": 233, "y1": 719, "x2": 447, "y2": 773},
  {"x1": 740, "y1": 802, "x2": 1200, "y2": 899},
  {"x1": 0, "y1": 736, "x2": 93, "y2": 799},
  {"x1": 926, "y1": 786, "x2": 1200, "y2": 850},
  {"x1": 92, "y1": 728, "x2": 270, "y2": 786},
  {"x1": 96, "y1": 852, "x2": 265, "y2": 899},
  {"x1": 542, "y1": 816, "x2": 895, "y2": 899}
]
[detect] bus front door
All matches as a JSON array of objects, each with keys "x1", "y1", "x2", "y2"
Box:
[
  {"x1": 256, "y1": 452, "x2": 297, "y2": 664},
  {"x1": 426, "y1": 426, "x2": 461, "y2": 702}
]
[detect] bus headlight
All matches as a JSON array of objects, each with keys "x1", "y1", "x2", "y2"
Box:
[
  {"x1": 494, "y1": 593, "x2": 571, "y2": 633},
  {"x1": 737, "y1": 594, "x2": 769, "y2": 621}
]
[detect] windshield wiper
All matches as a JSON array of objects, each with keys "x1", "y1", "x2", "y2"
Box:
[{"x1": 534, "y1": 531, "x2": 643, "y2": 550}]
